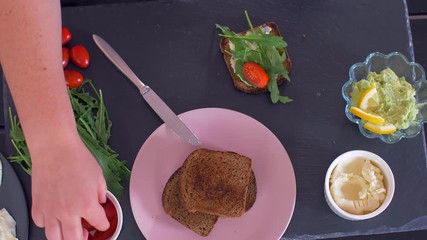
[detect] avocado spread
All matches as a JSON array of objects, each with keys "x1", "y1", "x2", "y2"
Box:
[{"x1": 351, "y1": 68, "x2": 418, "y2": 129}]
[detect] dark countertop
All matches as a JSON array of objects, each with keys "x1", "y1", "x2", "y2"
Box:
[
  {"x1": 2, "y1": 0, "x2": 427, "y2": 239},
  {"x1": 0, "y1": 76, "x2": 3, "y2": 131},
  {"x1": 412, "y1": 19, "x2": 427, "y2": 68},
  {"x1": 408, "y1": 0, "x2": 427, "y2": 15}
]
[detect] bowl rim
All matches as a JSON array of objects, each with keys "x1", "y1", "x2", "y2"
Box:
[
  {"x1": 324, "y1": 150, "x2": 395, "y2": 220},
  {"x1": 342, "y1": 52, "x2": 427, "y2": 143},
  {"x1": 106, "y1": 191, "x2": 123, "y2": 240},
  {"x1": 349, "y1": 52, "x2": 426, "y2": 82}
]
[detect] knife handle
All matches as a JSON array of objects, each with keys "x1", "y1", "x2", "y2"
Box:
[{"x1": 93, "y1": 34, "x2": 147, "y2": 93}]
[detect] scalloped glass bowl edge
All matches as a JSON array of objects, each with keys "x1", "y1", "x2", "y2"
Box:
[{"x1": 342, "y1": 52, "x2": 427, "y2": 144}]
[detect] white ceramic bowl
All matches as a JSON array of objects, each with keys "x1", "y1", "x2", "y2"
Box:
[
  {"x1": 106, "y1": 191, "x2": 123, "y2": 240},
  {"x1": 324, "y1": 150, "x2": 395, "y2": 220}
]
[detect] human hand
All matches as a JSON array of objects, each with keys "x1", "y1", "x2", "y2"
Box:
[{"x1": 30, "y1": 134, "x2": 110, "y2": 240}]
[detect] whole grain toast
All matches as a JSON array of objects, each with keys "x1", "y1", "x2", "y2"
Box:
[
  {"x1": 246, "y1": 170, "x2": 257, "y2": 211},
  {"x1": 162, "y1": 167, "x2": 257, "y2": 237},
  {"x1": 219, "y1": 22, "x2": 292, "y2": 94},
  {"x1": 179, "y1": 149, "x2": 252, "y2": 217},
  {"x1": 162, "y1": 167, "x2": 219, "y2": 237}
]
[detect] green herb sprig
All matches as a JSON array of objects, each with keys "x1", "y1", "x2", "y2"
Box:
[
  {"x1": 216, "y1": 10, "x2": 292, "y2": 104},
  {"x1": 8, "y1": 80, "x2": 130, "y2": 198}
]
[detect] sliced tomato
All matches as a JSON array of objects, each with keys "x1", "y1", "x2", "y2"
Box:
[
  {"x1": 70, "y1": 45, "x2": 90, "y2": 68},
  {"x1": 242, "y1": 62, "x2": 269, "y2": 88},
  {"x1": 102, "y1": 199, "x2": 117, "y2": 222},
  {"x1": 64, "y1": 69, "x2": 83, "y2": 88},
  {"x1": 62, "y1": 27, "x2": 72, "y2": 45}
]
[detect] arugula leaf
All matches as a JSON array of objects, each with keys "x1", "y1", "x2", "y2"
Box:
[
  {"x1": 8, "y1": 107, "x2": 32, "y2": 174},
  {"x1": 8, "y1": 80, "x2": 130, "y2": 198},
  {"x1": 268, "y1": 73, "x2": 280, "y2": 103},
  {"x1": 279, "y1": 96, "x2": 293, "y2": 104},
  {"x1": 220, "y1": 34, "x2": 287, "y2": 49},
  {"x1": 216, "y1": 10, "x2": 292, "y2": 104},
  {"x1": 215, "y1": 24, "x2": 233, "y2": 36},
  {"x1": 234, "y1": 61, "x2": 252, "y2": 86},
  {"x1": 9, "y1": 110, "x2": 25, "y2": 142},
  {"x1": 245, "y1": 9, "x2": 256, "y2": 32}
]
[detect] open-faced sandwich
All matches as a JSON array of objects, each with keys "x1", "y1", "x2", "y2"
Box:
[{"x1": 216, "y1": 11, "x2": 292, "y2": 104}]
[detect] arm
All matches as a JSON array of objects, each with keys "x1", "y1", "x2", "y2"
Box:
[{"x1": 0, "y1": 1, "x2": 109, "y2": 239}]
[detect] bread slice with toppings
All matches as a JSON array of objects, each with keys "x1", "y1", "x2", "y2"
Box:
[
  {"x1": 179, "y1": 149, "x2": 252, "y2": 217},
  {"x1": 219, "y1": 22, "x2": 292, "y2": 94},
  {"x1": 162, "y1": 167, "x2": 219, "y2": 237}
]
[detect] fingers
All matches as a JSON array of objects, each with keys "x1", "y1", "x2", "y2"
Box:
[
  {"x1": 44, "y1": 217, "x2": 62, "y2": 240},
  {"x1": 32, "y1": 204, "x2": 44, "y2": 228},
  {"x1": 98, "y1": 176, "x2": 107, "y2": 204},
  {"x1": 82, "y1": 228, "x2": 89, "y2": 240},
  {"x1": 83, "y1": 203, "x2": 110, "y2": 232},
  {"x1": 61, "y1": 217, "x2": 84, "y2": 240}
]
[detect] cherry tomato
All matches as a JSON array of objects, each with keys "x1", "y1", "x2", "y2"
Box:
[
  {"x1": 62, "y1": 47, "x2": 69, "y2": 68},
  {"x1": 70, "y1": 45, "x2": 90, "y2": 68},
  {"x1": 242, "y1": 62, "x2": 269, "y2": 88},
  {"x1": 92, "y1": 216, "x2": 118, "y2": 240},
  {"x1": 62, "y1": 27, "x2": 72, "y2": 45},
  {"x1": 64, "y1": 69, "x2": 84, "y2": 88}
]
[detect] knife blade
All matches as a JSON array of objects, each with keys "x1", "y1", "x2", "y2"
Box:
[{"x1": 92, "y1": 34, "x2": 201, "y2": 146}]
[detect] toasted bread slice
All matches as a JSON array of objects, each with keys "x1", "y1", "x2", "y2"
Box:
[
  {"x1": 219, "y1": 22, "x2": 292, "y2": 94},
  {"x1": 246, "y1": 170, "x2": 257, "y2": 211},
  {"x1": 162, "y1": 167, "x2": 219, "y2": 237},
  {"x1": 162, "y1": 167, "x2": 257, "y2": 237},
  {"x1": 180, "y1": 149, "x2": 252, "y2": 217}
]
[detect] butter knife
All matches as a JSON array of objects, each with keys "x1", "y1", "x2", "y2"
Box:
[{"x1": 92, "y1": 34, "x2": 201, "y2": 146}]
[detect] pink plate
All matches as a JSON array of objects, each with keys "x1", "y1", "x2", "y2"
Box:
[{"x1": 129, "y1": 108, "x2": 296, "y2": 240}]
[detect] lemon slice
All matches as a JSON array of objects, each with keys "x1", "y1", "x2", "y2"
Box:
[
  {"x1": 358, "y1": 85, "x2": 379, "y2": 111},
  {"x1": 364, "y1": 122, "x2": 397, "y2": 134},
  {"x1": 349, "y1": 107, "x2": 385, "y2": 125}
]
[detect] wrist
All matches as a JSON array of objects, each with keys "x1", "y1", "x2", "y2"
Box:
[{"x1": 26, "y1": 126, "x2": 81, "y2": 163}]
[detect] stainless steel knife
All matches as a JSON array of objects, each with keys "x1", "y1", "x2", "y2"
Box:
[{"x1": 92, "y1": 34, "x2": 201, "y2": 146}]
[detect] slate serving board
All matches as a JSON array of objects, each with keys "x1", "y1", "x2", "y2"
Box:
[
  {"x1": 0, "y1": 72, "x2": 4, "y2": 130},
  {"x1": 2, "y1": 0, "x2": 427, "y2": 239},
  {"x1": 0, "y1": 153, "x2": 28, "y2": 240}
]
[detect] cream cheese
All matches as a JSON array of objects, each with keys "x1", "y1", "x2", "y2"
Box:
[
  {"x1": 0, "y1": 209, "x2": 17, "y2": 240},
  {"x1": 330, "y1": 158, "x2": 386, "y2": 215},
  {"x1": 262, "y1": 25, "x2": 272, "y2": 35}
]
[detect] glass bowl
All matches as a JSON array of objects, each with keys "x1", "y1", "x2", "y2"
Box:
[{"x1": 342, "y1": 52, "x2": 427, "y2": 143}]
